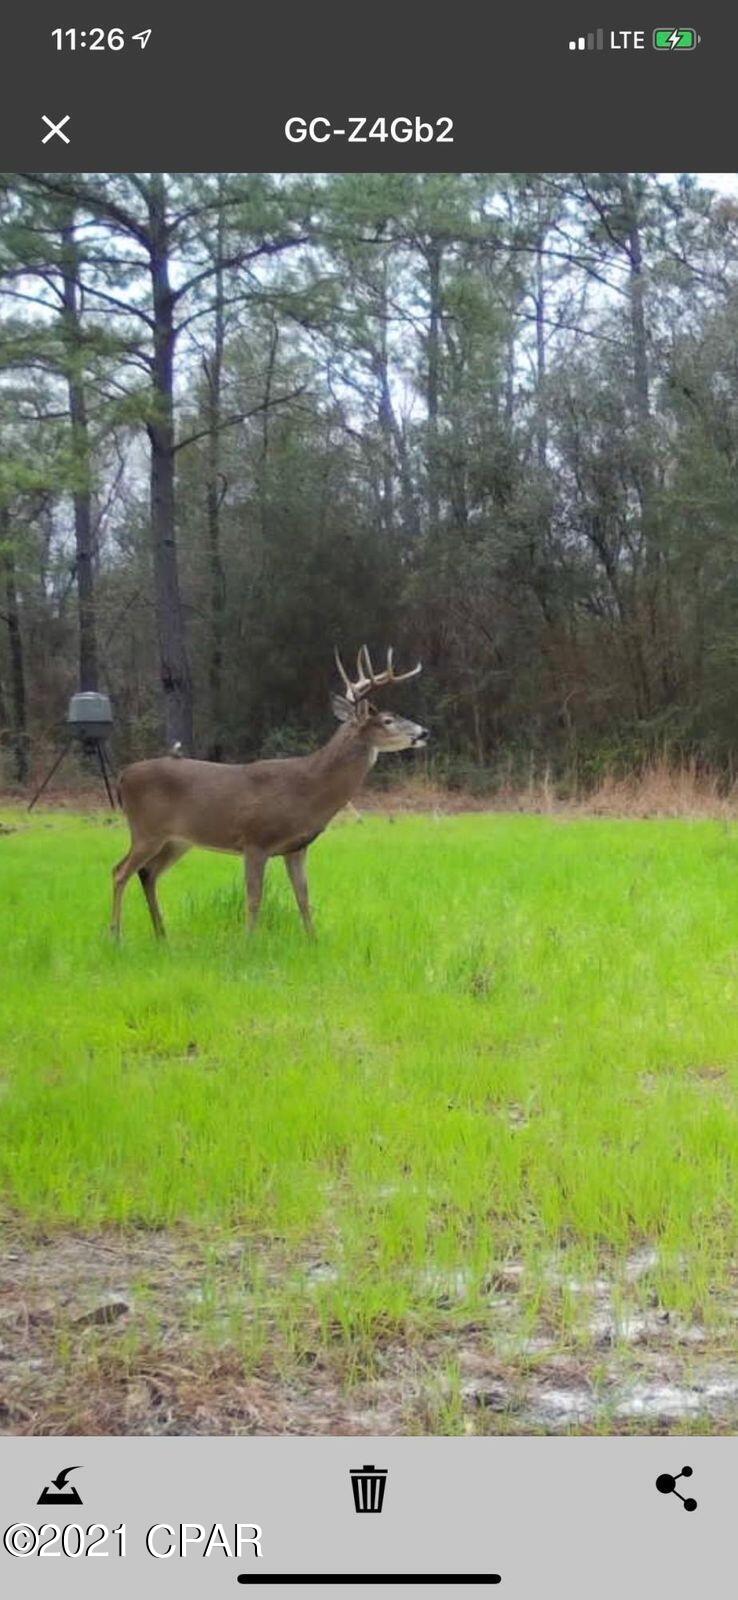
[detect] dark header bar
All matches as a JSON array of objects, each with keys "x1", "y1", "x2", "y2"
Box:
[{"x1": 0, "y1": 8, "x2": 730, "y2": 172}]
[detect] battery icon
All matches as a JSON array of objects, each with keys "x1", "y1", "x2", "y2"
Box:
[{"x1": 653, "y1": 27, "x2": 699, "y2": 48}]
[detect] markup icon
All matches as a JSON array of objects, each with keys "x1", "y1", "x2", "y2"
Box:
[{"x1": 37, "y1": 1466, "x2": 83, "y2": 1506}]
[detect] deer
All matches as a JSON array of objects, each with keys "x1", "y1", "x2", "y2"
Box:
[{"x1": 111, "y1": 645, "x2": 428, "y2": 939}]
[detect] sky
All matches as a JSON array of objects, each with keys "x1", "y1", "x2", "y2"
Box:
[{"x1": 688, "y1": 173, "x2": 738, "y2": 194}]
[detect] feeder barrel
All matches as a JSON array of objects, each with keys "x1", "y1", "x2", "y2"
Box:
[{"x1": 67, "y1": 691, "x2": 113, "y2": 740}]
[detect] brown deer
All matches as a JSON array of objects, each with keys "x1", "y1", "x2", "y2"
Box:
[{"x1": 111, "y1": 645, "x2": 427, "y2": 939}]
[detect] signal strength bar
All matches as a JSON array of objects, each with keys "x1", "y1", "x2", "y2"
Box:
[{"x1": 569, "y1": 28, "x2": 605, "y2": 48}]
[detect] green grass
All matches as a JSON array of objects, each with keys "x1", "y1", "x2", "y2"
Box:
[{"x1": 3, "y1": 806, "x2": 738, "y2": 1356}]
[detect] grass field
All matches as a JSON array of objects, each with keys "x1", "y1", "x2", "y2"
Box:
[{"x1": 2, "y1": 805, "x2": 738, "y2": 1434}]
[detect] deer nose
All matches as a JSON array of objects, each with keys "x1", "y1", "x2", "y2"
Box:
[{"x1": 415, "y1": 727, "x2": 430, "y2": 741}]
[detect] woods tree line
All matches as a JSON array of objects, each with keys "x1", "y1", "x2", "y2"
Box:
[{"x1": 1, "y1": 171, "x2": 738, "y2": 791}]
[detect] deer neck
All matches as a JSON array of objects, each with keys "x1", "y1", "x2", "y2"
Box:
[{"x1": 307, "y1": 725, "x2": 375, "y2": 815}]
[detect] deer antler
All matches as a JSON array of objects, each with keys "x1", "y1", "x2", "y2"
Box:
[
  {"x1": 333, "y1": 644, "x2": 422, "y2": 703},
  {"x1": 334, "y1": 645, "x2": 354, "y2": 698}
]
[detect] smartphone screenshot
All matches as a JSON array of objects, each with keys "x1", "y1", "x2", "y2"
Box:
[{"x1": 0, "y1": 8, "x2": 734, "y2": 1596}]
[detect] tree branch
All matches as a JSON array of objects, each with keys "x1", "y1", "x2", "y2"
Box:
[
  {"x1": 173, "y1": 386, "x2": 306, "y2": 452},
  {"x1": 171, "y1": 235, "x2": 309, "y2": 305}
]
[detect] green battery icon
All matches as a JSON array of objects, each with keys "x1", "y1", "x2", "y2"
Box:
[{"x1": 653, "y1": 27, "x2": 699, "y2": 48}]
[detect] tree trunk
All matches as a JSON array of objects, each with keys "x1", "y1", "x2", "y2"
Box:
[
  {"x1": 393, "y1": 420, "x2": 422, "y2": 543},
  {"x1": 1, "y1": 508, "x2": 29, "y2": 783},
  {"x1": 60, "y1": 209, "x2": 99, "y2": 692},
  {"x1": 425, "y1": 239, "x2": 442, "y2": 537},
  {"x1": 147, "y1": 175, "x2": 193, "y2": 751},
  {"x1": 258, "y1": 316, "x2": 278, "y2": 541},
  {"x1": 504, "y1": 319, "x2": 516, "y2": 430},
  {"x1": 205, "y1": 191, "x2": 226, "y2": 761},
  {"x1": 376, "y1": 257, "x2": 395, "y2": 535},
  {"x1": 534, "y1": 186, "x2": 548, "y2": 471},
  {"x1": 627, "y1": 205, "x2": 656, "y2": 551},
  {"x1": 622, "y1": 179, "x2": 667, "y2": 704}
]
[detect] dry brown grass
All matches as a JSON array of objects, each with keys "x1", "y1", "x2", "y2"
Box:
[
  {"x1": 4, "y1": 758, "x2": 738, "y2": 822},
  {"x1": 579, "y1": 758, "x2": 738, "y2": 819},
  {"x1": 362, "y1": 760, "x2": 738, "y2": 820}
]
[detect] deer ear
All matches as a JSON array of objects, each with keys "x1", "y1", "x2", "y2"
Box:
[{"x1": 331, "y1": 693, "x2": 354, "y2": 722}]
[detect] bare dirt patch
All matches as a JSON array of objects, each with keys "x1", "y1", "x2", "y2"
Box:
[{"x1": 3, "y1": 1229, "x2": 738, "y2": 1436}]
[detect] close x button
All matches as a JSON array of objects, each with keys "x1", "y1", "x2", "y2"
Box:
[{"x1": 41, "y1": 114, "x2": 70, "y2": 144}]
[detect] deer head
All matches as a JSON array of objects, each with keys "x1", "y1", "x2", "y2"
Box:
[{"x1": 332, "y1": 645, "x2": 428, "y2": 751}]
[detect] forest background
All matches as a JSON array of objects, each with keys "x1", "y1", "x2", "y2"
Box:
[{"x1": 2, "y1": 172, "x2": 738, "y2": 797}]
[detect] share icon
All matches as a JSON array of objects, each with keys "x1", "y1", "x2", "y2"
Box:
[{"x1": 655, "y1": 1465, "x2": 697, "y2": 1511}]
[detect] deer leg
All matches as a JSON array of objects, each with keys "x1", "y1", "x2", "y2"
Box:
[
  {"x1": 244, "y1": 847, "x2": 267, "y2": 932},
  {"x1": 284, "y1": 847, "x2": 315, "y2": 937},
  {"x1": 138, "y1": 841, "x2": 190, "y2": 939},
  {"x1": 111, "y1": 839, "x2": 164, "y2": 938}
]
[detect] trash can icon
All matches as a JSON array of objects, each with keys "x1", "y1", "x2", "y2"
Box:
[{"x1": 350, "y1": 1464, "x2": 388, "y2": 1513}]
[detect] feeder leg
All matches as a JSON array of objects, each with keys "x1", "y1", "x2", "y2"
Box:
[
  {"x1": 27, "y1": 743, "x2": 69, "y2": 811},
  {"x1": 96, "y1": 741, "x2": 117, "y2": 809}
]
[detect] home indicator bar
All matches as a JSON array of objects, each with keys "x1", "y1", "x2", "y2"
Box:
[{"x1": 236, "y1": 1577, "x2": 502, "y2": 1587}]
